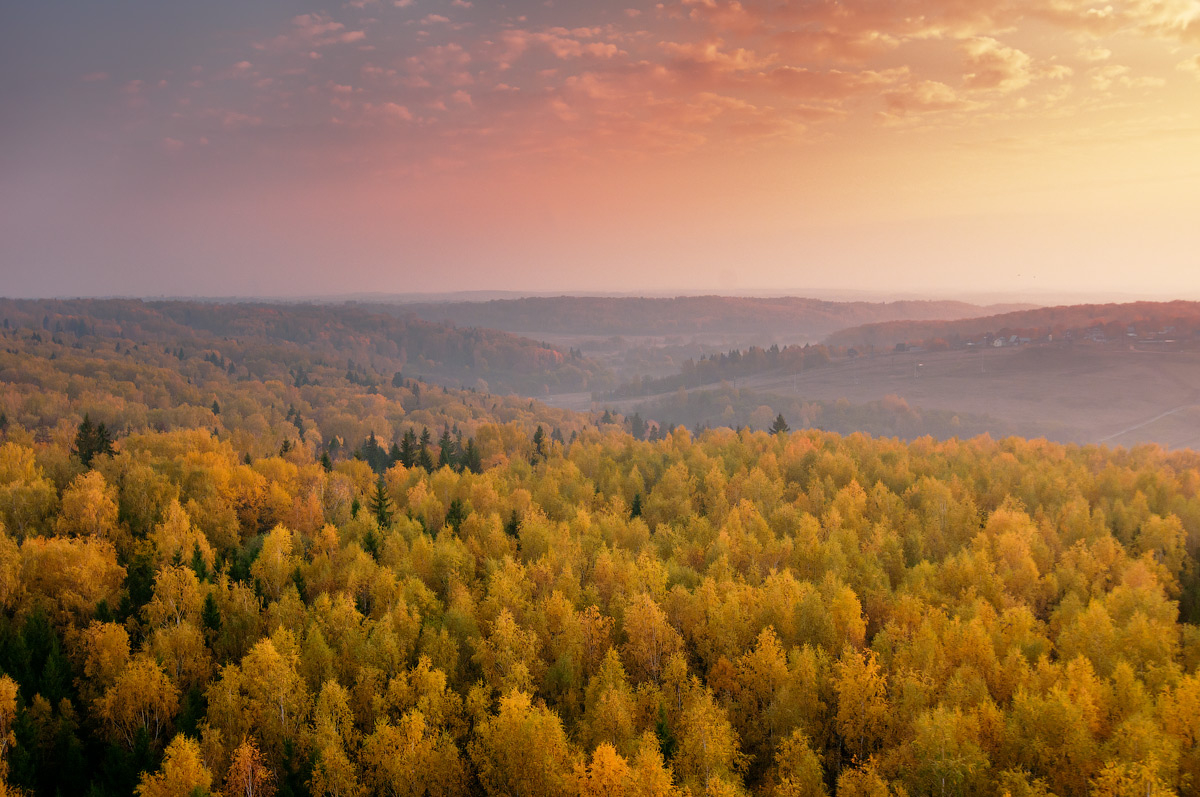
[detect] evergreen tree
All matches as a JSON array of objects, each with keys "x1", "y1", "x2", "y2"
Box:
[
  {"x1": 399, "y1": 429, "x2": 417, "y2": 468},
  {"x1": 369, "y1": 476, "x2": 394, "y2": 529},
  {"x1": 191, "y1": 542, "x2": 209, "y2": 582},
  {"x1": 462, "y1": 438, "x2": 483, "y2": 474},
  {"x1": 770, "y1": 413, "x2": 790, "y2": 435},
  {"x1": 504, "y1": 509, "x2": 521, "y2": 539},
  {"x1": 533, "y1": 425, "x2": 547, "y2": 460},
  {"x1": 211, "y1": 399, "x2": 220, "y2": 415},
  {"x1": 417, "y1": 428, "x2": 434, "y2": 470},
  {"x1": 320, "y1": 451, "x2": 333, "y2": 472},
  {"x1": 74, "y1": 414, "x2": 114, "y2": 467},
  {"x1": 630, "y1": 412, "x2": 647, "y2": 440},
  {"x1": 445, "y1": 498, "x2": 467, "y2": 531},
  {"x1": 437, "y1": 427, "x2": 456, "y2": 469},
  {"x1": 360, "y1": 432, "x2": 389, "y2": 474}
]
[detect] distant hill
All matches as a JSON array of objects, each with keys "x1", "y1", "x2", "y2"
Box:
[
  {"x1": 825, "y1": 300, "x2": 1200, "y2": 350},
  {"x1": 0, "y1": 299, "x2": 612, "y2": 395},
  {"x1": 384, "y1": 295, "x2": 1034, "y2": 339}
]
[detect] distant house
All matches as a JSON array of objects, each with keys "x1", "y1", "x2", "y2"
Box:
[{"x1": 993, "y1": 338, "x2": 1005, "y2": 348}]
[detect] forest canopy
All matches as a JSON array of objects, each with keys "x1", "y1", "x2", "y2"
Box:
[{"x1": 0, "y1": 301, "x2": 1197, "y2": 797}]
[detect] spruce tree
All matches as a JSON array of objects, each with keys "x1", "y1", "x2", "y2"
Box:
[
  {"x1": 771, "y1": 413, "x2": 790, "y2": 435},
  {"x1": 417, "y1": 428, "x2": 434, "y2": 470},
  {"x1": 74, "y1": 413, "x2": 114, "y2": 467},
  {"x1": 437, "y1": 426, "x2": 456, "y2": 469},
  {"x1": 462, "y1": 438, "x2": 483, "y2": 474},
  {"x1": 369, "y1": 476, "x2": 394, "y2": 529},
  {"x1": 399, "y1": 428, "x2": 417, "y2": 468}
]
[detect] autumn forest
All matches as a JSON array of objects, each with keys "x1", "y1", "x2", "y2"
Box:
[{"x1": 0, "y1": 298, "x2": 1198, "y2": 797}]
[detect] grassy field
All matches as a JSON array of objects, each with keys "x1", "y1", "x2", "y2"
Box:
[{"x1": 556, "y1": 342, "x2": 1200, "y2": 448}]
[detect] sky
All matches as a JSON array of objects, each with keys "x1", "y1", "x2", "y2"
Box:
[{"x1": 2, "y1": 0, "x2": 1199, "y2": 299}]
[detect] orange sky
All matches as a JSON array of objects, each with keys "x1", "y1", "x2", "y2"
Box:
[{"x1": 2, "y1": 0, "x2": 1199, "y2": 298}]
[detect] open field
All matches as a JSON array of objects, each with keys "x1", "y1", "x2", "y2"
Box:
[
  {"x1": 742, "y1": 344, "x2": 1200, "y2": 447},
  {"x1": 552, "y1": 342, "x2": 1200, "y2": 448}
]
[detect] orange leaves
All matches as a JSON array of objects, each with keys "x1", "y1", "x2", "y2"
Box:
[{"x1": 226, "y1": 738, "x2": 276, "y2": 797}]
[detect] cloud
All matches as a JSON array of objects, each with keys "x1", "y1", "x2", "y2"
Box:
[
  {"x1": 883, "y1": 80, "x2": 971, "y2": 114},
  {"x1": 1090, "y1": 63, "x2": 1166, "y2": 90},
  {"x1": 256, "y1": 13, "x2": 367, "y2": 50},
  {"x1": 960, "y1": 37, "x2": 1034, "y2": 91},
  {"x1": 766, "y1": 66, "x2": 904, "y2": 101},
  {"x1": 1079, "y1": 46, "x2": 1112, "y2": 62},
  {"x1": 110, "y1": 0, "x2": 1191, "y2": 172},
  {"x1": 1178, "y1": 53, "x2": 1200, "y2": 77},
  {"x1": 661, "y1": 38, "x2": 773, "y2": 74},
  {"x1": 367, "y1": 101, "x2": 414, "y2": 121}
]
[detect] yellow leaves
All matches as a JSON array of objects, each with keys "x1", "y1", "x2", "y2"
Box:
[
  {"x1": 136, "y1": 734, "x2": 213, "y2": 797},
  {"x1": 81, "y1": 620, "x2": 131, "y2": 697},
  {"x1": 828, "y1": 585, "x2": 867, "y2": 652},
  {"x1": 0, "y1": 529, "x2": 19, "y2": 613},
  {"x1": 19, "y1": 534, "x2": 124, "y2": 625},
  {"x1": 309, "y1": 738, "x2": 360, "y2": 797},
  {"x1": 150, "y1": 499, "x2": 215, "y2": 571},
  {"x1": 149, "y1": 622, "x2": 212, "y2": 689},
  {"x1": 97, "y1": 655, "x2": 180, "y2": 750},
  {"x1": 310, "y1": 681, "x2": 361, "y2": 797},
  {"x1": 0, "y1": 675, "x2": 16, "y2": 782},
  {"x1": 833, "y1": 648, "x2": 889, "y2": 761},
  {"x1": 628, "y1": 732, "x2": 678, "y2": 797},
  {"x1": 470, "y1": 690, "x2": 574, "y2": 797},
  {"x1": 0, "y1": 442, "x2": 57, "y2": 537},
  {"x1": 238, "y1": 633, "x2": 312, "y2": 759},
  {"x1": 673, "y1": 687, "x2": 746, "y2": 793},
  {"x1": 582, "y1": 648, "x2": 637, "y2": 754},
  {"x1": 834, "y1": 760, "x2": 890, "y2": 797},
  {"x1": 906, "y1": 706, "x2": 989, "y2": 797},
  {"x1": 1089, "y1": 760, "x2": 1175, "y2": 797},
  {"x1": 472, "y1": 608, "x2": 544, "y2": 695},
  {"x1": 382, "y1": 657, "x2": 465, "y2": 740},
  {"x1": 621, "y1": 593, "x2": 683, "y2": 683},
  {"x1": 145, "y1": 564, "x2": 204, "y2": 628},
  {"x1": 252, "y1": 525, "x2": 300, "y2": 601},
  {"x1": 643, "y1": 462, "x2": 697, "y2": 531},
  {"x1": 771, "y1": 729, "x2": 827, "y2": 797},
  {"x1": 576, "y1": 743, "x2": 632, "y2": 797},
  {"x1": 1158, "y1": 671, "x2": 1200, "y2": 789},
  {"x1": 362, "y1": 711, "x2": 467, "y2": 797},
  {"x1": 54, "y1": 470, "x2": 119, "y2": 543}
]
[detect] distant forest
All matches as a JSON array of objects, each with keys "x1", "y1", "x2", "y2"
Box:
[
  {"x1": 826, "y1": 301, "x2": 1200, "y2": 351},
  {"x1": 390, "y1": 296, "x2": 1031, "y2": 338},
  {"x1": 0, "y1": 299, "x2": 611, "y2": 397}
]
